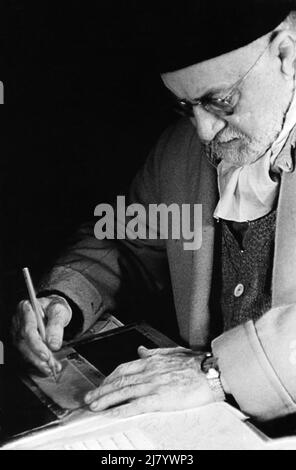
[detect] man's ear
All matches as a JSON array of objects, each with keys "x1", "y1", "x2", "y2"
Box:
[{"x1": 270, "y1": 30, "x2": 296, "y2": 79}]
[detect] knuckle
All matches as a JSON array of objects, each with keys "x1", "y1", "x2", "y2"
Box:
[
  {"x1": 114, "y1": 376, "x2": 125, "y2": 388},
  {"x1": 122, "y1": 385, "x2": 134, "y2": 397},
  {"x1": 47, "y1": 333, "x2": 59, "y2": 343},
  {"x1": 115, "y1": 364, "x2": 125, "y2": 375},
  {"x1": 48, "y1": 306, "x2": 69, "y2": 325},
  {"x1": 47, "y1": 319, "x2": 63, "y2": 331},
  {"x1": 151, "y1": 348, "x2": 161, "y2": 355},
  {"x1": 22, "y1": 325, "x2": 33, "y2": 338},
  {"x1": 93, "y1": 388, "x2": 101, "y2": 399},
  {"x1": 49, "y1": 295, "x2": 66, "y2": 304},
  {"x1": 22, "y1": 300, "x2": 31, "y2": 311},
  {"x1": 108, "y1": 407, "x2": 121, "y2": 418},
  {"x1": 49, "y1": 296, "x2": 70, "y2": 311},
  {"x1": 48, "y1": 305, "x2": 62, "y2": 319},
  {"x1": 149, "y1": 356, "x2": 161, "y2": 366}
]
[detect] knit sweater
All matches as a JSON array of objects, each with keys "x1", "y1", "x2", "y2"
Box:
[{"x1": 220, "y1": 210, "x2": 277, "y2": 331}]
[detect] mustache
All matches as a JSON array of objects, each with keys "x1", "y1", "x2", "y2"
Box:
[
  {"x1": 213, "y1": 127, "x2": 250, "y2": 145},
  {"x1": 202, "y1": 126, "x2": 252, "y2": 167}
]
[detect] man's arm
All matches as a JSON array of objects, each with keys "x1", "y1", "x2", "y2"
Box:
[
  {"x1": 11, "y1": 122, "x2": 182, "y2": 374},
  {"x1": 82, "y1": 304, "x2": 296, "y2": 422},
  {"x1": 38, "y1": 125, "x2": 176, "y2": 336},
  {"x1": 212, "y1": 303, "x2": 296, "y2": 421}
]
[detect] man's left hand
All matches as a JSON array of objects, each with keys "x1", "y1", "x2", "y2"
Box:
[{"x1": 84, "y1": 346, "x2": 218, "y2": 418}]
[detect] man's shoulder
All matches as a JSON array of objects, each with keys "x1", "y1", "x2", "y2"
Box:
[
  {"x1": 154, "y1": 118, "x2": 202, "y2": 170},
  {"x1": 149, "y1": 118, "x2": 214, "y2": 196},
  {"x1": 159, "y1": 117, "x2": 198, "y2": 150}
]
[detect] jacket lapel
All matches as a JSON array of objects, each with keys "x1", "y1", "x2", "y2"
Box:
[
  {"x1": 273, "y1": 146, "x2": 296, "y2": 307},
  {"x1": 185, "y1": 144, "x2": 218, "y2": 349}
]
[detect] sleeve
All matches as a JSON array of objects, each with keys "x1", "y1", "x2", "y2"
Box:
[
  {"x1": 38, "y1": 124, "x2": 178, "y2": 335},
  {"x1": 212, "y1": 303, "x2": 296, "y2": 421}
]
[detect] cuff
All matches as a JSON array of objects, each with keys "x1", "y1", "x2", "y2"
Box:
[
  {"x1": 212, "y1": 321, "x2": 296, "y2": 421},
  {"x1": 38, "y1": 267, "x2": 104, "y2": 334}
]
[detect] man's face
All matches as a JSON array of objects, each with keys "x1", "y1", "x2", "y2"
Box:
[{"x1": 162, "y1": 36, "x2": 295, "y2": 166}]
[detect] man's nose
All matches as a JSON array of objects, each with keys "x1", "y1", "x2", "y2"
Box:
[{"x1": 192, "y1": 106, "x2": 226, "y2": 142}]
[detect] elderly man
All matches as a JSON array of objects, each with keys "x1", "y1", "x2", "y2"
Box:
[{"x1": 12, "y1": 1, "x2": 296, "y2": 422}]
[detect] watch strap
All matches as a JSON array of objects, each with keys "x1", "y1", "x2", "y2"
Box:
[{"x1": 201, "y1": 353, "x2": 226, "y2": 402}]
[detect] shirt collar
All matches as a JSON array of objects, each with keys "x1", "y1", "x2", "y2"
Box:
[{"x1": 272, "y1": 123, "x2": 296, "y2": 174}]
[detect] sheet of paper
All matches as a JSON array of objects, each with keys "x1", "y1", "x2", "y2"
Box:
[
  {"x1": 61, "y1": 428, "x2": 156, "y2": 450},
  {"x1": 1, "y1": 403, "x2": 266, "y2": 450},
  {"x1": 30, "y1": 359, "x2": 96, "y2": 410}
]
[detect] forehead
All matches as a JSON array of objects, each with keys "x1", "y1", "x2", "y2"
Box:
[{"x1": 161, "y1": 39, "x2": 263, "y2": 99}]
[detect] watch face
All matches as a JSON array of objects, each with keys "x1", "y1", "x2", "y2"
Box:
[
  {"x1": 207, "y1": 367, "x2": 219, "y2": 379},
  {"x1": 201, "y1": 354, "x2": 219, "y2": 374}
]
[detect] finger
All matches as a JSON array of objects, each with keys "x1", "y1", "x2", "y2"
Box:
[
  {"x1": 97, "y1": 395, "x2": 160, "y2": 419},
  {"x1": 48, "y1": 352, "x2": 63, "y2": 375},
  {"x1": 138, "y1": 345, "x2": 190, "y2": 358},
  {"x1": 88, "y1": 383, "x2": 154, "y2": 412},
  {"x1": 19, "y1": 337, "x2": 62, "y2": 376},
  {"x1": 104, "y1": 354, "x2": 184, "y2": 386},
  {"x1": 103, "y1": 358, "x2": 148, "y2": 384},
  {"x1": 26, "y1": 327, "x2": 53, "y2": 361},
  {"x1": 45, "y1": 302, "x2": 71, "y2": 350},
  {"x1": 16, "y1": 301, "x2": 62, "y2": 372},
  {"x1": 18, "y1": 301, "x2": 51, "y2": 361},
  {"x1": 18, "y1": 299, "x2": 37, "y2": 330},
  {"x1": 85, "y1": 372, "x2": 151, "y2": 404},
  {"x1": 18, "y1": 340, "x2": 53, "y2": 375},
  {"x1": 85, "y1": 369, "x2": 173, "y2": 405},
  {"x1": 39, "y1": 295, "x2": 72, "y2": 321}
]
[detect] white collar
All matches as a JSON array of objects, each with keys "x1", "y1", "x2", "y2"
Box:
[{"x1": 213, "y1": 91, "x2": 296, "y2": 222}]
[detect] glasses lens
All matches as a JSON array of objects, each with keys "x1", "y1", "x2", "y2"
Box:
[
  {"x1": 173, "y1": 102, "x2": 194, "y2": 117},
  {"x1": 206, "y1": 89, "x2": 241, "y2": 116},
  {"x1": 172, "y1": 88, "x2": 240, "y2": 118},
  {"x1": 206, "y1": 101, "x2": 234, "y2": 116}
]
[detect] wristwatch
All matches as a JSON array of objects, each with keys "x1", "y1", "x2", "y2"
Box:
[{"x1": 201, "y1": 352, "x2": 226, "y2": 402}]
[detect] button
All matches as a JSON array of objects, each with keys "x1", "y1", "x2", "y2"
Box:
[{"x1": 234, "y1": 283, "x2": 244, "y2": 297}]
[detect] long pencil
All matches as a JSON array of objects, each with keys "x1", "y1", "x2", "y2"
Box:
[{"x1": 22, "y1": 267, "x2": 57, "y2": 381}]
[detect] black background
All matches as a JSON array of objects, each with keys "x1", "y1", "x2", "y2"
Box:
[{"x1": 1, "y1": 1, "x2": 177, "y2": 331}]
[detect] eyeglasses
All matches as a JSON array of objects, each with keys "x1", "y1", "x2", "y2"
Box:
[{"x1": 173, "y1": 44, "x2": 269, "y2": 118}]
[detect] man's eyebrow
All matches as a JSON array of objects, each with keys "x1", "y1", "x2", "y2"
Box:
[{"x1": 169, "y1": 86, "x2": 229, "y2": 103}]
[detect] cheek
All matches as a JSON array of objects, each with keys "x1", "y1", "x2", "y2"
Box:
[
  {"x1": 229, "y1": 98, "x2": 279, "y2": 141},
  {"x1": 227, "y1": 111, "x2": 261, "y2": 139},
  {"x1": 232, "y1": 74, "x2": 289, "y2": 140}
]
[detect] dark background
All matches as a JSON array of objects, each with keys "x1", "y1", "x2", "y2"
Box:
[{"x1": 1, "y1": 2, "x2": 177, "y2": 333}]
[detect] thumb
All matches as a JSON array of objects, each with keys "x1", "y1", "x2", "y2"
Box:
[
  {"x1": 44, "y1": 299, "x2": 72, "y2": 351},
  {"x1": 137, "y1": 345, "x2": 153, "y2": 358}
]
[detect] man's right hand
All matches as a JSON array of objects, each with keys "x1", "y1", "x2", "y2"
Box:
[{"x1": 11, "y1": 295, "x2": 72, "y2": 376}]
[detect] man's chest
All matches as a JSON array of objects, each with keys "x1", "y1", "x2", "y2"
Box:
[{"x1": 216, "y1": 210, "x2": 277, "y2": 330}]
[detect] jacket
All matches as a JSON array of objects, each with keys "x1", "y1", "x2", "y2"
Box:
[{"x1": 40, "y1": 118, "x2": 296, "y2": 421}]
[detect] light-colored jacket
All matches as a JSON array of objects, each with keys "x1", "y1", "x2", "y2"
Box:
[{"x1": 41, "y1": 118, "x2": 296, "y2": 421}]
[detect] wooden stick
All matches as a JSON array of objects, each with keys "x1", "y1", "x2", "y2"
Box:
[{"x1": 22, "y1": 267, "x2": 57, "y2": 381}]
